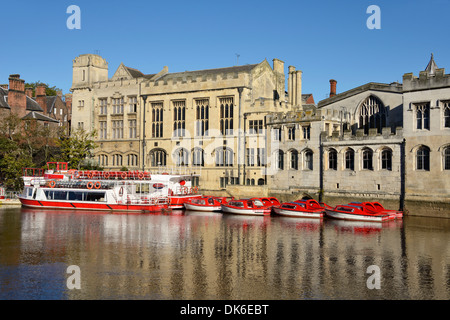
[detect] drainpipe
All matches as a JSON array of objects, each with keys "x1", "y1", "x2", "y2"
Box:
[
  {"x1": 243, "y1": 112, "x2": 247, "y2": 185},
  {"x1": 400, "y1": 138, "x2": 406, "y2": 211},
  {"x1": 237, "y1": 87, "x2": 243, "y2": 184},
  {"x1": 141, "y1": 95, "x2": 147, "y2": 172}
]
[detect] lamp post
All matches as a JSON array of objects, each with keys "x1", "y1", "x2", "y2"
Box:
[{"x1": 142, "y1": 95, "x2": 147, "y2": 171}]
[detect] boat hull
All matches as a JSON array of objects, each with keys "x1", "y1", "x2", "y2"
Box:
[
  {"x1": 169, "y1": 195, "x2": 202, "y2": 209},
  {"x1": 18, "y1": 197, "x2": 168, "y2": 213},
  {"x1": 273, "y1": 207, "x2": 323, "y2": 218},
  {"x1": 184, "y1": 202, "x2": 222, "y2": 211},
  {"x1": 325, "y1": 209, "x2": 391, "y2": 222},
  {"x1": 221, "y1": 205, "x2": 270, "y2": 216}
]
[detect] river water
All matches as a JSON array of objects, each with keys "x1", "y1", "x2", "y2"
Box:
[{"x1": 0, "y1": 206, "x2": 449, "y2": 300}]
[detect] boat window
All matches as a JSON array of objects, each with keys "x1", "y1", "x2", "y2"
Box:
[
  {"x1": 27, "y1": 187, "x2": 33, "y2": 197},
  {"x1": 68, "y1": 191, "x2": 84, "y2": 201},
  {"x1": 229, "y1": 201, "x2": 244, "y2": 207},
  {"x1": 53, "y1": 191, "x2": 67, "y2": 200},
  {"x1": 281, "y1": 204, "x2": 296, "y2": 209},
  {"x1": 337, "y1": 207, "x2": 354, "y2": 212},
  {"x1": 192, "y1": 199, "x2": 206, "y2": 205},
  {"x1": 85, "y1": 192, "x2": 106, "y2": 202},
  {"x1": 253, "y1": 200, "x2": 263, "y2": 206}
]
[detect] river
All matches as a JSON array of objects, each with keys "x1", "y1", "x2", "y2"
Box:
[{"x1": 0, "y1": 206, "x2": 449, "y2": 300}]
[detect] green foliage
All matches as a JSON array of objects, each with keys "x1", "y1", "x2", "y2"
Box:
[
  {"x1": 53, "y1": 128, "x2": 98, "y2": 170},
  {"x1": 24, "y1": 81, "x2": 62, "y2": 97},
  {"x1": 0, "y1": 137, "x2": 34, "y2": 190}
]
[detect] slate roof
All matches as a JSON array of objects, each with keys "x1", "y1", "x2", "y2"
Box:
[
  {"x1": 22, "y1": 111, "x2": 59, "y2": 123},
  {"x1": 26, "y1": 96, "x2": 44, "y2": 112},
  {"x1": 0, "y1": 87, "x2": 10, "y2": 109},
  {"x1": 157, "y1": 64, "x2": 258, "y2": 81}
]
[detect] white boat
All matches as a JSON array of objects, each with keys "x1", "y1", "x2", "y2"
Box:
[
  {"x1": 221, "y1": 199, "x2": 272, "y2": 216},
  {"x1": 272, "y1": 199, "x2": 326, "y2": 218},
  {"x1": 19, "y1": 162, "x2": 202, "y2": 211}
]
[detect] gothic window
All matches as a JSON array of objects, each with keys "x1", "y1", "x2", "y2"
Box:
[
  {"x1": 443, "y1": 147, "x2": 450, "y2": 170},
  {"x1": 127, "y1": 154, "x2": 138, "y2": 167},
  {"x1": 219, "y1": 97, "x2": 234, "y2": 135},
  {"x1": 328, "y1": 149, "x2": 337, "y2": 170},
  {"x1": 215, "y1": 147, "x2": 233, "y2": 167},
  {"x1": 345, "y1": 149, "x2": 355, "y2": 170},
  {"x1": 129, "y1": 120, "x2": 137, "y2": 138},
  {"x1": 192, "y1": 148, "x2": 205, "y2": 167},
  {"x1": 288, "y1": 127, "x2": 295, "y2": 140},
  {"x1": 112, "y1": 154, "x2": 123, "y2": 167},
  {"x1": 129, "y1": 96, "x2": 137, "y2": 113},
  {"x1": 416, "y1": 146, "x2": 430, "y2": 171},
  {"x1": 112, "y1": 98, "x2": 124, "y2": 114},
  {"x1": 247, "y1": 148, "x2": 255, "y2": 167},
  {"x1": 290, "y1": 150, "x2": 298, "y2": 170},
  {"x1": 195, "y1": 99, "x2": 209, "y2": 136},
  {"x1": 362, "y1": 148, "x2": 373, "y2": 170},
  {"x1": 302, "y1": 125, "x2": 310, "y2": 140},
  {"x1": 98, "y1": 155, "x2": 108, "y2": 166},
  {"x1": 99, "y1": 98, "x2": 107, "y2": 115},
  {"x1": 381, "y1": 149, "x2": 392, "y2": 171},
  {"x1": 303, "y1": 149, "x2": 313, "y2": 170},
  {"x1": 444, "y1": 101, "x2": 450, "y2": 128},
  {"x1": 415, "y1": 103, "x2": 430, "y2": 130},
  {"x1": 359, "y1": 96, "x2": 387, "y2": 134},
  {"x1": 174, "y1": 148, "x2": 189, "y2": 166},
  {"x1": 249, "y1": 120, "x2": 264, "y2": 134},
  {"x1": 173, "y1": 100, "x2": 186, "y2": 137},
  {"x1": 273, "y1": 127, "x2": 282, "y2": 141},
  {"x1": 151, "y1": 102, "x2": 164, "y2": 138},
  {"x1": 150, "y1": 149, "x2": 167, "y2": 167},
  {"x1": 112, "y1": 120, "x2": 123, "y2": 139},
  {"x1": 275, "y1": 150, "x2": 284, "y2": 170}
]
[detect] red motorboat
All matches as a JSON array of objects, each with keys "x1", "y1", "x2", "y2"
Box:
[
  {"x1": 348, "y1": 201, "x2": 403, "y2": 219},
  {"x1": 325, "y1": 203, "x2": 395, "y2": 222},
  {"x1": 184, "y1": 196, "x2": 232, "y2": 212},
  {"x1": 273, "y1": 199, "x2": 326, "y2": 218},
  {"x1": 221, "y1": 198, "x2": 272, "y2": 216}
]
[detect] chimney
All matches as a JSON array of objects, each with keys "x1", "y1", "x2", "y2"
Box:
[
  {"x1": 56, "y1": 90, "x2": 63, "y2": 98},
  {"x1": 25, "y1": 87, "x2": 33, "y2": 97},
  {"x1": 272, "y1": 58, "x2": 285, "y2": 74},
  {"x1": 35, "y1": 84, "x2": 47, "y2": 114},
  {"x1": 8, "y1": 74, "x2": 27, "y2": 118},
  {"x1": 329, "y1": 79, "x2": 337, "y2": 97},
  {"x1": 288, "y1": 66, "x2": 296, "y2": 106}
]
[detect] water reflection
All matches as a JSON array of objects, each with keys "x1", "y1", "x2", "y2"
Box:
[{"x1": 0, "y1": 207, "x2": 448, "y2": 300}]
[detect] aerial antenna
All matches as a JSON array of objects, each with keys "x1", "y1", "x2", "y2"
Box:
[{"x1": 235, "y1": 53, "x2": 240, "y2": 66}]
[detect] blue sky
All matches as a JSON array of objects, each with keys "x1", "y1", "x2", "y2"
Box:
[{"x1": 0, "y1": 0, "x2": 448, "y2": 101}]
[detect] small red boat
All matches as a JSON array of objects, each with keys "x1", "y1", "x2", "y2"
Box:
[
  {"x1": 273, "y1": 199, "x2": 327, "y2": 218},
  {"x1": 348, "y1": 202, "x2": 403, "y2": 219},
  {"x1": 184, "y1": 196, "x2": 232, "y2": 212},
  {"x1": 325, "y1": 203, "x2": 395, "y2": 222},
  {"x1": 221, "y1": 198, "x2": 272, "y2": 216}
]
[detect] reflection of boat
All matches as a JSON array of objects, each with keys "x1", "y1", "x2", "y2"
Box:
[
  {"x1": 184, "y1": 196, "x2": 232, "y2": 212},
  {"x1": 325, "y1": 203, "x2": 395, "y2": 222},
  {"x1": 277, "y1": 216, "x2": 323, "y2": 231},
  {"x1": 326, "y1": 219, "x2": 384, "y2": 235},
  {"x1": 19, "y1": 162, "x2": 202, "y2": 211},
  {"x1": 273, "y1": 199, "x2": 327, "y2": 218},
  {"x1": 221, "y1": 199, "x2": 272, "y2": 216}
]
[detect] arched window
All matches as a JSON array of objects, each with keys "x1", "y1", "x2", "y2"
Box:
[
  {"x1": 192, "y1": 148, "x2": 205, "y2": 167},
  {"x1": 112, "y1": 154, "x2": 123, "y2": 167},
  {"x1": 416, "y1": 146, "x2": 430, "y2": 171},
  {"x1": 415, "y1": 103, "x2": 430, "y2": 130},
  {"x1": 215, "y1": 147, "x2": 233, "y2": 167},
  {"x1": 359, "y1": 96, "x2": 387, "y2": 134},
  {"x1": 345, "y1": 149, "x2": 355, "y2": 170},
  {"x1": 443, "y1": 147, "x2": 450, "y2": 170},
  {"x1": 381, "y1": 148, "x2": 392, "y2": 171},
  {"x1": 444, "y1": 102, "x2": 450, "y2": 128},
  {"x1": 290, "y1": 150, "x2": 298, "y2": 170},
  {"x1": 258, "y1": 178, "x2": 265, "y2": 185},
  {"x1": 362, "y1": 148, "x2": 373, "y2": 170},
  {"x1": 328, "y1": 149, "x2": 337, "y2": 170},
  {"x1": 150, "y1": 149, "x2": 167, "y2": 167},
  {"x1": 303, "y1": 150, "x2": 313, "y2": 170},
  {"x1": 275, "y1": 150, "x2": 284, "y2": 170},
  {"x1": 127, "y1": 154, "x2": 139, "y2": 167},
  {"x1": 174, "y1": 148, "x2": 189, "y2": 166}
]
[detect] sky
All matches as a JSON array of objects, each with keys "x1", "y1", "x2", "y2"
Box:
[{"x1": 0, "y1": 0, "x2": 449, "y2": 101}]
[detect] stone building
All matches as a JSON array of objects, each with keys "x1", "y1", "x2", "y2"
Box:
[
  {"x1": 402, "y1": 54, "x2": 450, "y2": 205},
  {"x1": 70, "y1": 54, "x2": 303, "y2": 189}
]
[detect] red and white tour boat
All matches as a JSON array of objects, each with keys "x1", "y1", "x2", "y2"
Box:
[
  {"x1": 325, "y1": 203, "x2": 395, "y2": 222},
  {"x1": 273, "y1": 199, "x2": 328, "y2": 218},
  {"x1": 184, "y1": 196, "x2": 232, "y2": 212},
  {"x1": 221, "y1": 198, "x2": 272, "y2": 216},
  {"x1": 0, "y1": 186, "x2": 5, "y2": 200},
  {"x1": 19, "y1": 162, "x2": 201, "y2": 212}
]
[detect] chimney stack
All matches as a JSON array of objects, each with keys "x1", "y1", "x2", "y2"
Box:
[
  {"x1": 8, "y1": 74, "x2": 27, "y2": 118},
  {"x1": 329, "y1": 79, "x2": 337, "y2": 97},
  {"x1": 25, "y1": 87, "x2": 33, "y2": 97},
  {"x1": 36, "y1": 84, "x2": 47, "y2": 114}
]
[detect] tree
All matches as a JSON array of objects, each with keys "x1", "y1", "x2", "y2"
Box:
[
  {"x1": 53, "y1": 128, "x2": 98, "y2": 169},
  {"x1": 0, "y1": 137, "x2": 34, "y2": 191}
]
